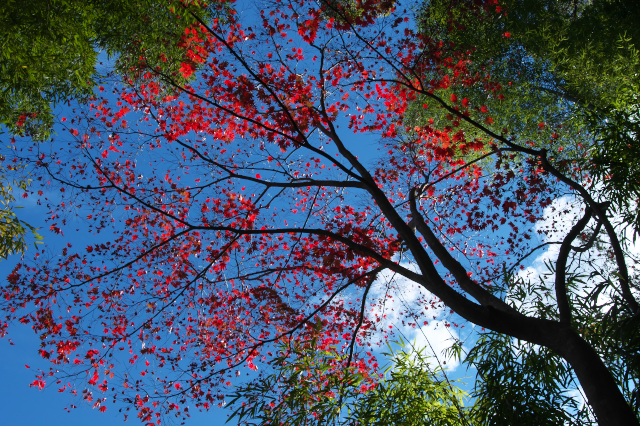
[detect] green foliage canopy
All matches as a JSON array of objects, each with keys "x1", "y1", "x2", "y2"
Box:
[
  {"x1": 0, "y1": 0, "x2": 231, "y2": 139},
  {"x1": 0, "y1": 164, "x2": 41, "y2": 259},
  {"x1": 409, "y1": 0, "x2": 640, "y2": 232},
  {"x1": 227, "y1": 336, "x2": 472, "y2": 426}
]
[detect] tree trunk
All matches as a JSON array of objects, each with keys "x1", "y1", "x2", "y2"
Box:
[{"x1": 548, "y1": 324, "x2": 638, "y2": 425}]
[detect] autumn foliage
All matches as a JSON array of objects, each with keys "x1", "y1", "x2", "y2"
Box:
[{"x1": 1, "y1": 0, "x2": 638, "y2": 425}]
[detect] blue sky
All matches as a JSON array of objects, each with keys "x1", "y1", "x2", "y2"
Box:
[
  {"x1": 0, "y1": 4, "x2": 558, "y2": 422},
  {"x1": 0, "y1": 116, "x2": 237, "y2": 424},
  {"x1": 0, "y1": 222, "x2": 476, "y2": 426},
  {"x1": 0, "y1": 112, "x2": 476, "y2": 426},
  {"x1": 0, "y1": 208, "x2": 235, "y2": 425},
  {"x1": 0, "y1": 180, "x2": 470, "y2": 426}
]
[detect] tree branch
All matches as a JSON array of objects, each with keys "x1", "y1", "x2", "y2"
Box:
[
  {"x1": 571, "y1": 219, "x2": 603, "y2": 253},
  {"x1": 556, "y1": 206, "x2": 594, "y2": 324},
  {"x1": 409, "y1": 188, "x2": 520, "y2": 315},
  {"x1": 536, "y1": 153, "x2": 639, "y2": 313}
]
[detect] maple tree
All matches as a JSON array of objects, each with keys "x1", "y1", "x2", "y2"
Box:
[{"x1": 1, "y1": 0, "x2": 639, "y2": 425}]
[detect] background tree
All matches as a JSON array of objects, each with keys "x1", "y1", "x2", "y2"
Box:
[
  {"x1": 410, "y1": 0, "x2": 640, "y2": 231},
  {"x1": 0, "y1": 164, "x2": 42, "y2": 259},
  {"x1": 0, "y1": 0, "x2": 231, "y2": 139},
  {"x1": 0, "y1": 0, "x2": 638, "y2": 425},
  {"x1": 406, "y1": 2, "x2": 640, "y2": 422},
  {"x1": 228, "y1": 337, "x2": 471, "y2": 426},
  {"x1": 463, "y1": 272, "x2": 597, "y2": 426}
]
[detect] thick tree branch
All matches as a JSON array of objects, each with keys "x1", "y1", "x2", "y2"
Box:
[
  {"x1": 572, "y1": 219, "x2": 603, "y2": 253},
  {"x1": 390, "y1": 74, "x2": 638, "y2": 315},
  {"x1": 536, "y1": 153, "x2": 639, "y2": 313},
  {"x1": 556, "y1": 206, "x2": 594, "y2": 324},
  {"x1": 408, "y1": 189, "x2": 520, "y2": 315}
]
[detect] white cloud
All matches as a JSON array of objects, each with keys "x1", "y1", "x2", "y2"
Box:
[
  {"x1": 514, "y1": 194, "x2": 640, "y2": 315},
  {"x1": 361, "y1": 194, "x2": 640, "y2": 374},
  {"x1": 366, "y1": 262, "x2": 465, "y2": 370}
]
